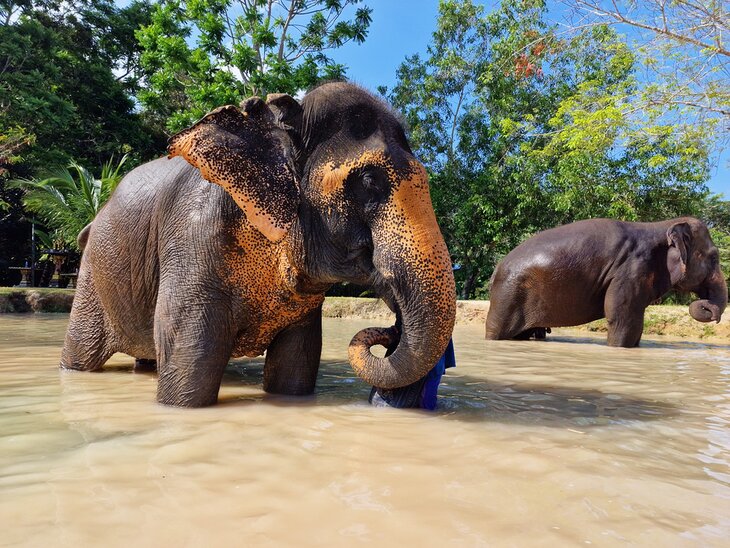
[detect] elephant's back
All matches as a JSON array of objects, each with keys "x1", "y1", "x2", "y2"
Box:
[
  {"x1": 87, "y1": 156, "x2": 205, "y2": 276},
  {"x1": 91, "y1": 155, "x2": 237, "y2": 254},
  {"x1": 491, "y1": 220, "x2": 621, "y2": 325},
  {"x1": 500, "y1": 219, "x2": 624, "y2": 275},
  {"x1": 106, "y1": 156, "x2": 205, "y2": 210}
]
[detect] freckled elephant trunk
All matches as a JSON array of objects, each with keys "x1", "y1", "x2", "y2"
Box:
[
  {"x1": 689, "y1": 269, "x2": 728, "y2": 323},
  {"x1": 348, "y1": 163, "x2": 456, "y2": 389}
]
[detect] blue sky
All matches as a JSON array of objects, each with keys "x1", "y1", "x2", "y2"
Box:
[{"x1": 327, "y1": 0, "x2": 728, "y2": 198}]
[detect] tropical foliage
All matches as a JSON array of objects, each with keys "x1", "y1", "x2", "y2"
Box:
[
  {"x1": 9, "y1": 156, "x2": 127, "y2": 251},
  {"x1": 381, "y1": 0, "x2": 713, "y2": 297},
  {"x1": 0, "y1": 0, "x2": 159, "y2": 175},
  {"x1": 567, "y1": 0, "x2": 730, "y2": 129},
  {"x1": 136, "y1": 0, "x2": 373, "y2": 132},
  {"x1": 0, "y1": 0, "x2": 726, "y2": 297},
  {"x1": 0, "y1": 0, "x2": 371, "y2": 270}
]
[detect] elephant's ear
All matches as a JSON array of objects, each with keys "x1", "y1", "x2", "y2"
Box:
[
  {"x1": 167, "y1": 98, "x2": 299, "y2": 243},
  {"x1": 667, "y1": 221, "x2": 691, "y2": 286},
  {"x1": 266, "y1": 93, "x2": 303, "y2": 130}
]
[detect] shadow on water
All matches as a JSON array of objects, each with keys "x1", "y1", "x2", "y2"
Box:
[
  {"x1": 215, "y1": 358, "x2": 678, "y2": 427},
  {"x1": 436, "y1": 376, "x2": 678, "y2": 427}
]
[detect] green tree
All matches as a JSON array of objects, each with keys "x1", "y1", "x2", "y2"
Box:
[
  {"x1": 566, "y1": 1, "x2": 729, "y2": 125},
  {"x1": 565, "y1": 1, "x2": 729, "y2": 184},
  {"x1": 0, "y1": 123, "x2": 35, "y2": 177},
  {"x1": 9, "y1": 156, "x2": 127, "y2": 251},
  {"x1": 0, "y1": 0, "x2": 158, "y2": 175},
  {"x1": 136, "y1": 0, "x2": 373, "y2": 132},
  {"x1": 704, "y1": 196, "x2": 730, "y2": 286},
  {"x1": 383, "y1": 0, "x2": 711, "y2": 298}
]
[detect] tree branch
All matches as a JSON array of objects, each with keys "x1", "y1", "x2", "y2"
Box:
[
  {"x1": 574, "y1": 0, "x2": 730, "y2": 57},
  {"x1": 277, "y1": 0, "x2": 297, "y2": 61},
  {"x1": 449, "y1": 86, "x2": 466, "y2": 162},
  {"x1": 649, "y1": 99, "x2": 730, "y2": 117}
]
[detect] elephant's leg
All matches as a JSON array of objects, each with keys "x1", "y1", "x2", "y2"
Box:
[
  {"x1": 154, "y1": 294, "x2": 236, "y2": 407},
  {"x1": 60, "y1": 269, "x2": 115, "y2": 371},
  {"x1": 604, "y1": 284, "x2": 645, "y2": 347},
  {"x1": 263, "y1": 305, "x2": 322, "y2": 395},
  {"x1": 485, "y1": 298, "x2": 527, "y2": 340}
]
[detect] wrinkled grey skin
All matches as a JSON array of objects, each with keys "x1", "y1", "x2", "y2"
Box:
[
  {"x1": 60, "y1": 83, "x2": 456, "y2": 407},
  {"x1": 485, "y1": 217, "x2": 727, "y2": 347}
]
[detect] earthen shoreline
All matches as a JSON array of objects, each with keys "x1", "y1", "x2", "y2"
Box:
[{"x1": 1, "y1": 289, "x2": 727, "y2": 342}]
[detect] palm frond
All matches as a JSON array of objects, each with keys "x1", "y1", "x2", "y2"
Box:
[{"x1": 8, "y1": 155, "x2": 129, "y2": 250}]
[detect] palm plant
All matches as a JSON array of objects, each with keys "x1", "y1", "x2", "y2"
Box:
[{"x1": 9, "y1": 156, "x2": 127, "y2": 251}]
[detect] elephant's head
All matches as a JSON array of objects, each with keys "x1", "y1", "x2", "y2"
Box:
[
  {"x1": 666, "y1": 218, "x2": 728, "y2": 323},
  {"x1": 169, "y1": 82, "x2": 456, "y2": 390}
]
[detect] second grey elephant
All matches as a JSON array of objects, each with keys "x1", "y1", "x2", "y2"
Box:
[{"x1": 485, "y1": 217, "x2": 727, "y2": 347}]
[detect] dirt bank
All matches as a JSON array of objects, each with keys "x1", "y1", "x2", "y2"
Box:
[
  {"x1": 0, "y1": 288, "x2": 75, "y2": 313},
  {"x1": 324, "y1": 297, "x2": 729, "y2": 342},
  {"x1": 322, "y1": 297, "x2": 491, "y2": 324},
  {"x1": 2, "y1": 289, "x2": 727, "y2": 341}
]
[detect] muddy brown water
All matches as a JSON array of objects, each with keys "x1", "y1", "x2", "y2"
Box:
[{"x1": 1, "y1": 314, "x2": 729, "y2": 546}]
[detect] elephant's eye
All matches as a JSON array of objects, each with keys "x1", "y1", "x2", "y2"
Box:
[{"x1": 346, "y1": 167, "x2": 390, "y2": 215}]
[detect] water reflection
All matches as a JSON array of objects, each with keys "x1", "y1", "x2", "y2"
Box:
[{"x1": 1, "y1": 314, "x2": 729, "y2": 546}]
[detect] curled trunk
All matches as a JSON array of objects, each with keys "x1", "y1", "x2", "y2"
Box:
[
  {"x1": 348, "y1": 280, "x2": 455, "y2": 388},
  {"x1": 347, "y1": 162, "x2": 456, "y2": 389},
  {"x1": 688, "y1": 270, "x2": 727, "y2": 323}
]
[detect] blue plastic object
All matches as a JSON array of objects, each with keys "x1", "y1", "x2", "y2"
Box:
[
  {"x1": 369, "y1": 338, "x2": 456, "y2": 409},
  {"x1": 419, "y1": 339, "x2": 456, "y2": 410}
]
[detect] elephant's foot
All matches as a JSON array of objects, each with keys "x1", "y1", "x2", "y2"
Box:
[
  {"x1": 60, "y1": 350, "x2": 112, "y2": 372},
  {"x1": 61, "y1": 268, "x2": 115, "y2": 371},
  {"x1": 606, "y1": 317, "x2": 644, "y2": 347},
  {"x1": 485, "y1": 312, "x2": 529, "y2": 341},
  {"x1": 156, "y1": 361, "x2": 226, "y2": 407},
  {"x1": 153, "y1": 297, "x2": 236, "y2": 407},
  {"x1": 60, "y1": 326, "x2": 114, "y2": 372}
]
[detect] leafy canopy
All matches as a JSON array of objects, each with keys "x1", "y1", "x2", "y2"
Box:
[
  {"x1": 136, "y1": 0, "x2": 372, "y2": 132},
  {"x1": 0, "y1": 0, "x2": 157, "y2": 175},
  {"x1": 9, "y1": 156, "x2": 127, "y2": 251},
  {"x1": 383, "y1": 0, "x2": 711, "y2": 298},
  {"x1": 567, "y1": 1, "x2": 730, "y2": 129}
]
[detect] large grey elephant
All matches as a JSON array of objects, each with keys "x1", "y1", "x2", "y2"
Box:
[
  {"x1": 61, "y1": 82, "x2": 456, "y2": 407},
  {"x1": 485, "y1": 217, "x2": 727, "y2": 347}
]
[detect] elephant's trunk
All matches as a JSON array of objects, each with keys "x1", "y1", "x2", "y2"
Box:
[
  {"x1": 348, "y1": 162, "x2": 456, "y2": 389},
  {"x1": 689, "y1": 269, "x2": 728, "y2": 323}
]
